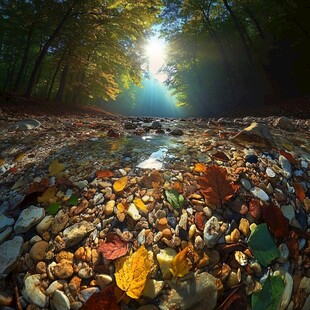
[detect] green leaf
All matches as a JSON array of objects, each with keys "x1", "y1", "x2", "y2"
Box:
[
  {"x1": 252, "y1": 275, "x2": 285, "y2": 310},
  {"x1": 46, "y1": 202, "x2": 60, "y2": 215},
  {"x1": 69, "y1": 194, "x2": 79, "y2": 206},
  {"x1": 165, "y1": 189, "x2": 184, "y2": 209},
  {"x1": 248, "y1": 223, "x2": 280, "y2": 267}
]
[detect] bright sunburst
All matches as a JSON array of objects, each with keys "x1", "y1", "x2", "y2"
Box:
[{"x1": 145, "y1": 36, "x2": 167, "y2": 82}]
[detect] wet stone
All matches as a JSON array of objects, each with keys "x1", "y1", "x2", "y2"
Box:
[
  {"x1": 63, "y1": 221, "x2": 95, "y2": 248},
  {"x1": 203, "y1": 216, "x2": 221, "y2": 248},
  {"x1": 29, "y1": 240, "x2": 49, "y2": 262}
]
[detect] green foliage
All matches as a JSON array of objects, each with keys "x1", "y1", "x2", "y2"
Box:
[
  {"x1": 165, "y1": 189, "x2": 184, "y2": 209},
  {"x1": 46, "y1": 202, "x2": 61, "y2": 215}
]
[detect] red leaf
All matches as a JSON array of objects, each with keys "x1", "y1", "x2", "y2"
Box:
[
  {"x1": 249, "y1": 199, "x2": 261, "y2": 219},
  {"x1": 81, "y1": 284, "x2": 120, "y2": 310},
  {"x1": 279, "y1": 150, "x2": 298, "y2": 165},
  {"x1": 96, "y1": 170, "x2": 114, "y2": 179},
  {"x1": 198, "y1": 165, "x2": 239, "y2": 207},
  {"x1": 261, "y1": 204, "x2": 289, "y2": 239},
  {"x1": 294, "y1": 183, "x2": 306, "y2": 202},
  {"x1": 195, "y1": 212, "x2": 205, "y2": 231},
  {"x1": 98, "y1": 233, "x2": 129, "y2": 260}
]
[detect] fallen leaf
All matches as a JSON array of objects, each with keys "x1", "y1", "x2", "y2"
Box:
[
  {"x1": 218, "y1": 287, "x2": 247, "y2": 310},
  {"x1": 46, "y1": 202, "x2": 60, "y2": 215},
  {"x1": 28, "y1": 178, "x2": 50, "y2": 194},
  {"x1": 141, "y1": 170, "x2": 163, "y2": 188},
  {"x1": 195, "y1": 212, "x2": 205, "y2": 231},
  {"x1": 286, "y1": 231, "x2": 299, "y2": 263},
  {"x1": 251, "y1": 275, "x2": 285, "y2": 310},
  {"x1": 211, "y1": 151, "x2": 229, "y2": 162},
  {"x1": 98, "y1": 233, "x2": 129, "y2": 260},
  {"x1": 198, "y1": 165, "x2": 239, "y2": 207},
  {"x1": 248, "y1": 223, "x2": 280, "y2": 267},
  {"x1": 169, "y1": 246, "x2": 190, "y2": 278},
  {"x1": 69, "y1": 194, "x2": 79, "y2": 205},
  {"x1": 116, "y1": 202, "x2": 127, "y2": 222},
  {"x1": 113, "y1": 176, "x2": 128, "y2": 192},
  {"x1": 0, "y1": 159, "x2": 4, "y2": 165},
  {"x1": 37, "y1": 186, "x2": 58, "y2": 205},
  {"x1": 249, "y1": 199, "x2": 261, "y2": 219},
  {"x1": 172, "y1": 181, "x2": 183, "y2": 193},
  {"x1": 279, "y1": 150, "x2": 298, "y2": 165},
  {"x1": 262, "y1": 204, "x2": 289, "y2": 239},
  {"x1": 14, "y1": 152, "x2": 26, "y2": 161},
  {"x1": 165, "y1": 189, "x2": 184, "y2": 209},
  {"x1": 8, "y1": 167, "x2": 18, "y2": 173},
  {"x1": 49, "y1": 159, "x2": 66, "y2": 176},
  {"x1": 96, "y1": 169, "x2": 114, "y2": 179},
  {"x1": 133, "y1": 198, "x2": 148, "y2": 212},
  {"x1": 294, "y1": 183, "x2": 305, "y2": 202},
  {"x1": 115, "y1": 245, "x2": 152, "y2": 299},
  {"x1": 194, "y1": 163, "x2": 207, "y2": 174}
]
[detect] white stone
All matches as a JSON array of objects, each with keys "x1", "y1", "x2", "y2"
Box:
[
  {"x1": 22, "y1": 274, "x2": 47, "y2": 308},
  {"x1": 203, "y1": 216, "x2": 221, "y2": 248},
  {"x1": 80, "y1": 287, "x2": 100, "y2": 302},
  {"x1": 76, "y1": 180, "x2": 88, "y2": 190},
  {"x1": 96, "y1": 274, "x2": 113, "y2": 290},
  {"x1": 45, "y1": 280, "x2": 66, "y2": 296},
  {"x1": 240, "y1": 178, "x2": 251, "y2": 191},
  {"x1": 250, "y1": 187, "x2": 269, "y2": 202},
  {"x1": 0, "y1": 236, "x2": 23, "y2": 278},
  {"x1": 52, "y1": 289, "x2": 70, "y2": 310},
  {"x1": 142, "y1": 279, "x2": 164, "y2": 299},
  {"x1": 14, "y1": 205, "x2": 45, "y2": 234},
  {"x1": 281, "y1": 204, "x2": 295, "y2": 221},
  {"x1": 36, "y1": 215, "x2": 53, "y2": 235},
  {"x1": 63, "y1": 221, "x2": 95, "y2": 248},
  {"x1": 127, "y1": 203, "x2": 141, "y2": 221},
  {"x1": 266, "y1": 167, "x2": 276, "y2": 178},
  {"x1": 279, "y1": 155, "x2": 292, "y2": 177},
  {"x1": 9, "y1": 119, "x2": 41, "y2": 131}
]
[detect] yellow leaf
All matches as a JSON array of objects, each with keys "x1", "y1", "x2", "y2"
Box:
[
  {"x1": 194, "y1": 163, "x2": 207, "y2": 174},
  {"x1": 113, "y1": 176, "x2": 128, "y2": 192},
  {"x1": 0, "y1": 159, "x2": 4, "y2": 166},
  {"x1": 115, "y1": 245, "x2": 152, "y2": 299},
  {"x1": 49, "y1": 160, "x2": 66, "y2": 176},
  {"x1": 169, "y1": 246, "x2": 190, "y2": 278},
  {"x1": 133, "y1": 198, "x2": 148, "y2": 212},
  {"x1": 14, "y1": 152, "x2": 26, "y2": 161},
  {"x1": 37, "y1": 186, "x2": 58, "y2": 204}
]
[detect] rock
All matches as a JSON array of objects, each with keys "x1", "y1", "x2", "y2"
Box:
[
  {"x1": 203, "y1": 216, "x2": 221, "y2": 248},
  {"x1": 158, "y1": 272, "x2": 218, "y2": 310},
  {"x1": 142, "y1": 279, "x2": 164, "y2": 299},
  {"x1": 0, "y1": 236, "x2": 23, "y2": 278},
  {"x1": 281, "y1": 204, "x2": 295, "y2": 222},
  {"x1": 63, "y1": 221, "x2": 95, "y2": 248},
  {"x1": 279, "y1": 155, "x2": 292, "y2": 177},
  {"x1": 239, "y1": 218, "x2": 250, "y2": 237},
  {"x1": 76, "y1": 180, "x2": 88, "y2": 190},
  {"x1": 105, "y1": 200, "x2": 115, "y2": 215},
  {"x1": 0, "y1": 288, "x2": 13, "y2": 306},
  {"x1": 240, "y1": 178, "x2": 251, "y2": 191},
  {"x1": 14, "y1": 205, "x2": 45, "y2": 234},
  {"x1": 22, "y1": 274, "x2": 47, "y2": 308},
  {"x1": 36, "y1": 215, "x2": 53, "y2": 235},
  {"x1": 0, "y1": 214, "x2": 14, "y2": 231},
  {"x1": 80, "y1": 287, "x2": 100, "y2": 302},
  {"x1": 124, "y1": 122, "x2": 137, "y2": 130},
  {"x1": 9, "y1": 119, "x2": 41, "y2": 131},
  {"x1": 250, "y1": 187, "x2": 269, "y2": 202},
  {"x1": 127, "y1": 203, "x2": 141, "y2": 221},
  {"x1": 274, "y1": 116, "x2": 295, "y2": 131},
  {"x1": 245, "y1": 154, "x2": 258, "y2": 164},
  {"x1": 51, "y1": 210, "x2": 69, "y2": 235},
  {"x1": 29, "y1": 240, "x2": 49, "y2": 262},
  {"x1": 170, "y1": 129, "x2": 184, "y2": 136},
  {"x1": 52, "y1": 260, "x2": 74, "y2": 279},
  {"x1": 78, "y1": 266, "x2": 93, "y2": 279},
  {"x1": 231, "y1": 122, "x2": 274, "y2": 147},
  {"x1": 150, "y1": 121, "x2": 162, "y2": 129},
  {"x1": 51, "y1": 289, "x2": 70, "y2": 310},
  {"x1": 0, "y1": 226, "x2": 13, "y2": 244},
  {"x1": 96, "y1": 274, "x2": 113, "y2": 290}
]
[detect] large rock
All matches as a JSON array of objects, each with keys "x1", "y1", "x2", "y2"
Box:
[
  {"x1": 63, "y1": 221, "x2": 95, "y2": 248},
  {"x1": 14, "y1": 205, "x2": 45, "y2": 234},
  {"x1": 231, "y1": 122, "x2": 274, "y2": 147},
  {"x1": 0, "y1": 236, "x2": 24, "y2": 278},
  {"x1": 9, "y1": 119, "x2": 41, "y2": 131},
  {"x1": 22, "y1": 274, "x2": 47, "y2": 308},
  {"x1": 273, "y1": 116, "x2": 295, "y2": 131},
  {"x1": 158, "y1": 272, "x2": 218, "y2": 310}
]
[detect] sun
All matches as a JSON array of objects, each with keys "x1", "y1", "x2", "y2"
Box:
[{"x1": 145, "y1": 36, "x2": 167, "y2": 82}]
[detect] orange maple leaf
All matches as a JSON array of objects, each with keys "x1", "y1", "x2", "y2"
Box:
[{"x1": 198, "y1": 165, "x2": 239, "y2": 207}]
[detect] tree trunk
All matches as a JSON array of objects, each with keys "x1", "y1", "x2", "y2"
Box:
[
  {"x1": 55, "y1": 64, "x2": 69, "y2": 102},
  {"x1": 242, "y1": 5, "x2": 265, "y2": 40},
  {"x1": 14, "y1": 24, "x2": 34, "y2": 93},
  {"x1": 25, "y1": 7, "x2": 73, "y2": 98}
]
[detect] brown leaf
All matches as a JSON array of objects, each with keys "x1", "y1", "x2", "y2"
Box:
[
  {"x1": 96, "y1": 169, "x2": 114, "y2": 179},
  {"x1": 81, "y1": 284, "x2": 120, "y2": 310},
  {"x1": 217, "y1": 287, "x2": 247, "y2": 310},
  {"x1": 211, "y1": 150, "x2": 229, "y2": 162},
  {"x1": 195, "y1": 212, "x2": 206, "y2": 231},
  {"x1": 294, "y1": 183, "x2": 306, "y2": 202},
  {"x1": 262, "y1": 204, "x2": 289, "y2": 239},
  {"x1": 287, "y1": 231, "x2": 299, "y2": 263},
  {"x1": 249, "y1": 199, "x2": 261, "y2": 219},
  {"x1": 98, "y1": 233, "x2": 129, "y2": 260},
  {"x1": 141, "y1": 170, "x2": 163, "y2": 188},
  {"x1": 198, "y1": 165, "x2": 239, "y2": 207},
  {"x1": 28, "y1": 178, "x2": 50, "y2": 194},
  {"x1": 194, "y1": 163, "x2": 207, "y2": 174},
  {"x1": 279, "y1": 150, "x2": 298, "y2": 165}
]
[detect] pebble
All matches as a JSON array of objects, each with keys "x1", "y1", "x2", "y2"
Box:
[
  {"x1": 0, "y1": 214, "x2": 14, "y2": 231},
  {"x1": 240, "y1": 178, "x2": 251, "y2": 191},
  {"x1": 239, "y1": 218, "x2": 250, "y2": 237},
  {"x1": 14, "y1": 205, "x2": 45, "y2": 233},
  {"x1": 29, "y1": 240, "x2": 49, "y2": 262},
  {"x1": 0, "y1": 236, "x2": 24, "y2": 278},
  {"x1": 9, "y1": 118, "x2": 41, "y2": 131},
  {"x1": 80, "y1": 287, "x2": 100, "y2": 302},
  {"x1": 76, "y1": 180, "x2": 88, "y2": 190},
  {"x1": 281, "y1": 204, "x2": 295, "y2": 222},
  {"x1": 279, "y1": 155, "x2": 292, "y2": 177},
  {"x1": 51, "y1": 289, "x2": 70, "y2": 310},
  {"x1": 250, "y1": 187, "x2": 269, "y2": 202},
  {"x1": 0, "y1": 226, "x2": 13, "y2": 244},
  {"x1": 63, "y1": 221, "x2": 95, "y2": 248},
  {"x1": 52, "y1": 260, "x2": 74, "y2": 279},
  {"x1": 96, "y1": 274, "x2": 113, "y2": 289},
  {"x1": 127, "y1": 203, "x2": 141, "y2": 221},
  {"x1": 22, "y1": 274, "x2": 47, "y2": 308},
  {"x1": 51, "y1": 210, "x2": 69, "y2": 235},
  {"x1": 105, "y1": 200, "x2": 115, "y2": 215},
  {"x1": 266, "y1": 167, "x2": 276, "y2": 178},
  {"x1": 156, "y1": 248, "x2": 177, "y2": 279},
  {"x1": 170, "y1": 129, "x2": 184, "y2": 136},
  {"x1": 158, "y1": 272, "x2": 218, "y2": 310},
  {"x1": 36, "y1": 215, "x2": 54, "y2": 235},
  {"x1": 203, "y1": 216, "x2": 221, "y2": 248},
  {"x1": 142, "y1": 279, "x2": 164, "y2": 299}
]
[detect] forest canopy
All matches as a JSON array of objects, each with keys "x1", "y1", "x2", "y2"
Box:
[{"x1": 1, "y1": 0, "x2": 309, "y2": 116}]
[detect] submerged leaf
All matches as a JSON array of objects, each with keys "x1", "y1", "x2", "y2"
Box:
[
  {"x1": 96, "y1": 169, "x2": 114, "y2": 179},
  {"x1": 37, "y1": 186, "x2": 58, "y2": 205},
  {"x1": 133, "y1": 198, "x2": 148, "y2": 212},
  {"x1": 113, "y1": 176, "x2": 128, "y2": 192},
  {"x1": 198, "y1": 165, "x2": 239, "y2": 207},
  {"x1": 165, "y1": 189, "x2": 184, "y2": 209},
  {"x1": 115, "y1": 245, "x2": 152, "y2": 299},
  {"x1": 294, "y1": 183, "x2": 305, "y2": 202},
  {"x1": 98, "y1": 233, "x2": 128, "y2": 260},
  {"x1": 69, "y1": 194, "x2": 79, "y2": 205},
  {"x1": 46, "y1": 202, "x2": 60, "y2": 215},
  {"x1": 251, "y1": 275, "x2": 285, "y2": 310},
  {"x1": 248, "y1": 224, "x2": 280, "y2": 267},
  {"x1": 169, "y1": 246, "x2": 190, "y2": 278},
  {"x1": 194, "y1": 163, "x2": 207, "y2": 174},
  {"x1": 49, "y1": 159, "x2": 66, "y2": 176}
]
